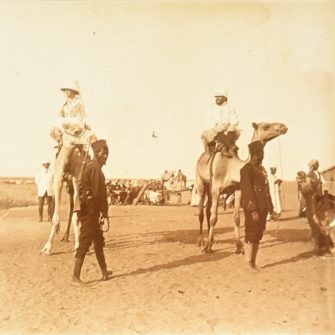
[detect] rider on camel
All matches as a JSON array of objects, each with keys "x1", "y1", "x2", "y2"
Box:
[
  {"x1": 201, "y1": 89, "x2": 240, "y2": 157},
  {"x1": 50, "y1": 80, "x2": 97, "y2": 172}
]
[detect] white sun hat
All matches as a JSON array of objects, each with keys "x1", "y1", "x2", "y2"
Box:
[{"x1": 60, "y1": 80, "x2": 80, "y2": 94}]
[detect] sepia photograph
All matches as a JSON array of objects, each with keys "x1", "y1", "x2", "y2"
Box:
[{"x1": 0, "y1": 1, "x2": 334, "y2": 334}]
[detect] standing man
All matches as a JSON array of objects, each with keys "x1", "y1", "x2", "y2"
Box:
[
  {"x1": 308, "y1": 159, "x2": 324, "y2": 197},
  {"x1": 72, "y1": 139, "x2": 113, "y2": 283},
  {"x1": 267, "y1": 166, "x2": 282, "y2": 221},
  {"x1": 306, "y1": 159, "x2": 324, "y2": 254},
  {"x1": 240, "y1": 141, "x2": 274, "y2": 271},
  {"x1": 35, "y1": 158, "x2": 54, "y2": 222},
  {"x1": 202, "y1": 90, "x2": 240, "y2": 157}
]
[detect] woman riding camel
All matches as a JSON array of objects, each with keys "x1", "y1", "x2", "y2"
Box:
[
  {"x1": 50, "y1": 80, "x2": 96, "y2": 143},
  {"x1": 50, "y1": 80, "x2": 96, "y2": 171}
]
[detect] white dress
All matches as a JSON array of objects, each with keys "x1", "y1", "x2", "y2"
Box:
[{"x1": 268, "y1": 173, "x2": 282, "y2": 215}]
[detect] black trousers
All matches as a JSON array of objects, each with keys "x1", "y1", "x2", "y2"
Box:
[
  {"x1": 304, "y1": 195, "x2": 321, "y2": 249},
  {"x1": 75, "y1": 206, "x2": 106, "y2": 269},
  {"x1": 38, "y1": 192, "x2": 54, "y2": 220}
]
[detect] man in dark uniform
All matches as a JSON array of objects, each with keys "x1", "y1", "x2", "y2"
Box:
[
  {"x1": 240, "y1": 140, "x2": 274, "y2": 272},
  {"x1": 72, "y1": 139, "x2": 113, "y2": 283}
]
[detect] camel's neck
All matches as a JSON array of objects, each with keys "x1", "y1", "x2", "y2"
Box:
[{"x1": 251, "y1": 130, "x2": 262, "y2": 143}]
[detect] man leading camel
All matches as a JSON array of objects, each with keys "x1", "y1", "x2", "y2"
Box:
[
  {"x1": 240, "y1": 141, "x2": 274, "y2": 272},
  {"x1": 72, "y1": 139, "x2": 113, "y2": 283},
  {"x1": 201, "y1": 90, "x2": 240, "y2": 157}
]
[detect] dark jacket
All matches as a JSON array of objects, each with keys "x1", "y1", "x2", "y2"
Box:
[
  {"x1": 80, "y1": 159, "x2": 108, "y2": 215},
  {"x1": 240, "y1": 163, "x2": 273, "y2": 214},
  {"x1": 307, "y1": 170, "x2": 323, "y2": 197}
]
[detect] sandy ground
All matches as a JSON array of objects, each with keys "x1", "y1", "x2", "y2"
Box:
[{"x1": 0, "y1": 201, "x2": 334, "y2": 335}]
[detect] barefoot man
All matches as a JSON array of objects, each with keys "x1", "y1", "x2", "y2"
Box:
[{"x1": 240, "y1": 141, "x2": 275, "y2": 271}]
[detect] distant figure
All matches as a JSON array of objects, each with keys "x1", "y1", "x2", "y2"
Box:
[
  {"x1": 149, "y1": 187, "x2": 162, "y2": 205},
  {"x1": 296, "y1": 170, "x2": 320, "y2": 254},
  {"x1": 177, "y1": 169, "x2": 187, "y2": 190},
  {"x1": 161, "y1": 170, "x2": 173, "y2": 189},
  {"x1": 201, "y1": 90, "x2": 240, "y2": 157},
  {"x1": 34, "y1": 158, "x2": 54, "y2": 222},
  {"x1": 308, "y1": 159, "x2": 324, "y2": 197},
  {"x1": 190, "y1": 184, "x2": 199, "y2": 207},
  {"x1": 297, "y1": 171, "x2": 307, "y2": 218},
  {"x1": 267, "y1": 166, "x2": 282, "y2": 220},
  {"x1": 119, "y1": 185, "x2": 128, "y2": 205}
]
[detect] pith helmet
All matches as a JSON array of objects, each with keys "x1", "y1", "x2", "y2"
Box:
[
  {"x1": 214, "y1": 90, "x2": 228, "y2": 98},
  {"x1": 60, "y1": 80, "x2": 80, "y2": 94},
  {"x1": 41, "y1": 158, "x2": 50, "y2": 165}
]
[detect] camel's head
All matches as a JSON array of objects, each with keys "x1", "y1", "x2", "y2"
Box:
[{"x1": 252, "y1": 122, "x2": 288, "y2": 143}]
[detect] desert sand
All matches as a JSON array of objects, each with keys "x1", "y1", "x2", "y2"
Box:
[{"x1": 0, "y1": 195, "x2": 334, "y2": 335}]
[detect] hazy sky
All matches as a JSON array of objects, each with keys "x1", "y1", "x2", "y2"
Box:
[{"x1": 0, "y1": 1, "x2": 334, "y2": 180}]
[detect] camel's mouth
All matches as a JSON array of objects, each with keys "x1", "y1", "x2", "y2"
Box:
[
  {"x1": 266, "y1": 127, "x2": 288, "y2": 141},
  {"x1": 264, "y1": 135, "x2": 278, "y2": 142},
  {"x1": 281, "y1": 126, "x2": 288, "y2": 134}
]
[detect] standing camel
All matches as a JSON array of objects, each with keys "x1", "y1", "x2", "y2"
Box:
[
  {"x1": 196, "y1": 122, "x2": 288, "y2": 253},
  {"x1": 41, "y1": 133, "x2": 89, "y2": 255},
  {"x1": 177, "y1": 169, "x2": 187, "y2": 190}
]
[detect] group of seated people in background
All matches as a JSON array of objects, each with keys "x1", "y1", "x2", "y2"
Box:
[{"x1": 106, "y1": 169, "x2": 188, "y2": 206}]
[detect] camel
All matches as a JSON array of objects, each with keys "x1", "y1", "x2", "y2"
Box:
[
  {"x1": 196, "y1": 122, "x2": 288, "y2": 253},
  {"x1": 40, "y1": 132, "x2": 90, "y2": 255},
  {"x1": 177, "y1": 169, "x2": 187, "y2": 190}
]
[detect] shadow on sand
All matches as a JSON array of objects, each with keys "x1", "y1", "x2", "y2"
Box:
[
  {"x1": 104, "y1": 227, "x2": 234, "y2": 251},
  {"x1": 267, "y1": 228, "x2": 310, "y2": 242},
  {"x1": 111, "y1": 249, "x2": 233, "y2": 279},
  {"x1": 278, "y1": 215, "x2": 301, "y2": 222},
  {"x1": 261, "y1": 251, "x2": 316, "y2": 269}
]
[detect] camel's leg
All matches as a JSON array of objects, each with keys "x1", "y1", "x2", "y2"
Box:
[
  {"x1": 61, "y1": 190, "x2": 74, "y2": 242},
  {"x1": 41, "y1": 176, "x2": 63, "y2": 255},
  {"x1": 52, "y1": 177, "x2": 63, "y2": 229},
  {"x1": 205, "y1": 187, "x2": 212, "y2": 234},
  {"x1": 233, "y1": 190, "x2": 244, "y2": 254},
  {"x1": 72, "y1": 211, "x2": 80, "y2": 252},
  {"x1": 203, "y1": 189, "x2": 220, "y2": 254},
  {"x1": 198, "y1": 190, "x2": 206, "y2": 247},
  {"x1": 71, "y1": 177, "x2": 80, "y2": 252}
]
